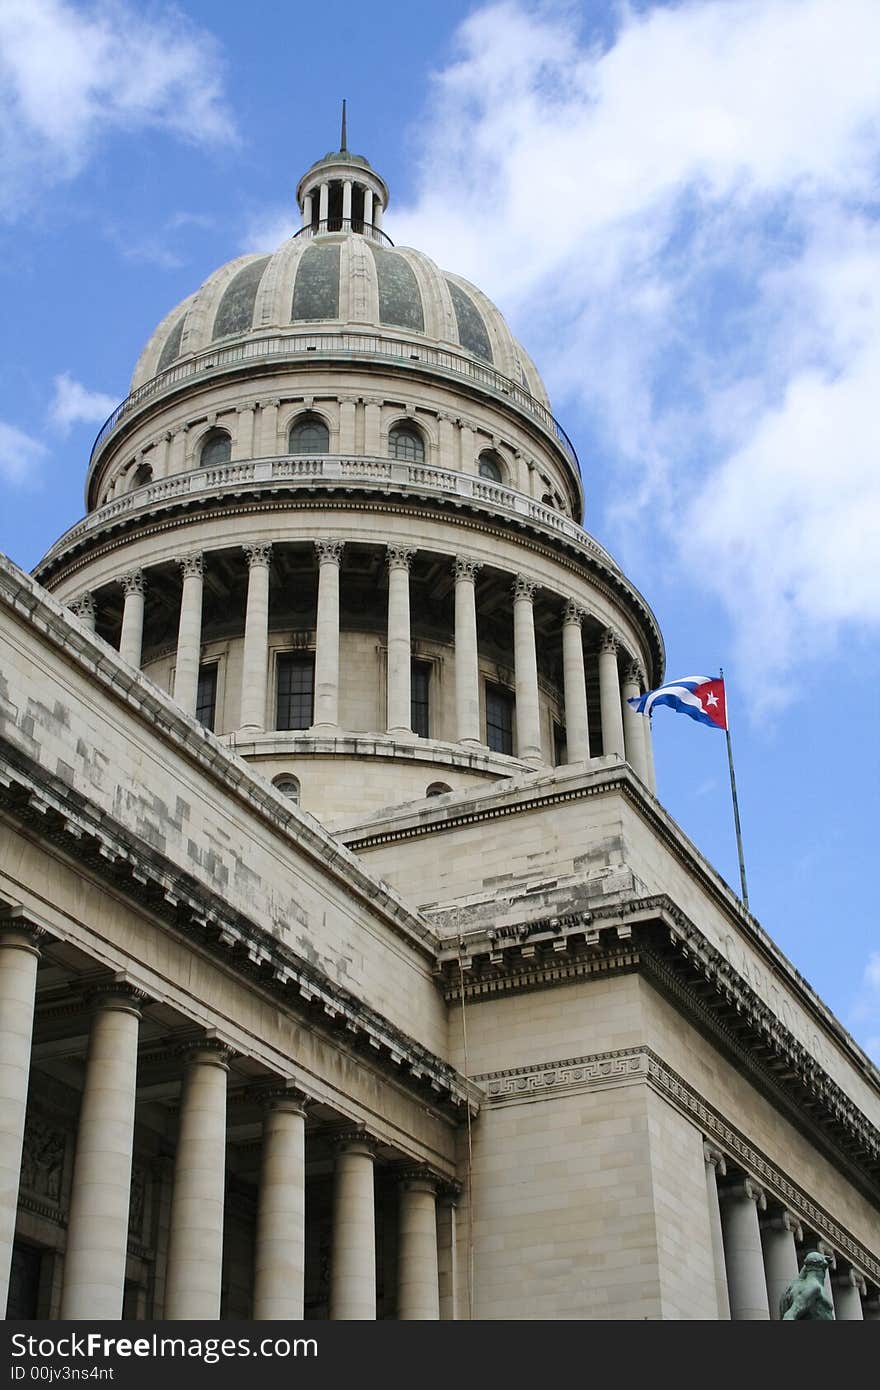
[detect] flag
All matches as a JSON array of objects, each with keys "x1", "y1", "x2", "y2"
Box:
[{"x1": 627, "y1": 675, "x2": 727, "y2": 730}]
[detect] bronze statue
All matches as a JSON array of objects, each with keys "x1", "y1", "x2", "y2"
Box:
[{"x1": 779, "y1": 1251, "x2": 835, "y2": 1319}]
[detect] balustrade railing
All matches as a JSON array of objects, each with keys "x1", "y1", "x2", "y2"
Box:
[
  {"x1": 38, "y1": 457, "x2": 617, "y2": 575},
  {"x1": 89, "y1": 332, "x2": 580, "y2": 473},
  {"x1": 293, "y1": 219, "x2": 394, "y2": 247}
]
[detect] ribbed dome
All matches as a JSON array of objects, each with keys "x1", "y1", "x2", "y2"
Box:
[{"x1": 130, "y1": 231, "x2": 551, "y2": 409}]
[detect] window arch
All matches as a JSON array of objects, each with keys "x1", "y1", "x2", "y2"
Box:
[
  {"x1": 199, "y1": 428, "x2": 231, "y2": 469},
  {"x1": 130, "y1": 460, "x2": 153, "y2": 491},
  {"x1": 478, "y1": 451, "x2": 503, "y2": 483},
  {"x1": 289, "y1": 413, "x2": 330, "y2": 455},
  {"x1": 272, "y1": 774, "x2": 301, "y2": 805},
  {"x1": 388, "y1": 422, "x2": 425, "y2": 463},
  {"x1": 426, "y1": 781, "x2": 452, "y2": 797}
]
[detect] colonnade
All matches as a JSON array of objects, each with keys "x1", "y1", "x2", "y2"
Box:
[
  {"x1": 68, "y1": 543, "x2": 656, "y2": 789},
  {"x1": 0, "y1": 913, "x2": 455, "y2": 1321},
  {"x1": 704, "y1": 1144, "x2": 874, "y2": 1320},
  {"x1": 300, "y1": 179, "x2": 383, "y2": 232}
]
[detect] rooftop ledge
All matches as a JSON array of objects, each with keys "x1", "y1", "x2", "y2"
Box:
[{"x1": 88, "y1": 329, "x2": 581, "y2": 479}]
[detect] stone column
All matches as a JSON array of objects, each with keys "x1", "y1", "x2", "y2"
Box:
[
  {"x1": 302, "y1": 192, "x2": 313, "y2": 228},
  {"x1": 397, "y1": 1169, "x2": 440, "y2": 1320},
  {"x1": 459, "y1": 423, "x2": 475, "y2": 472},
  {"x1": 512, "y1": 576, "x2": 542, "y2": 764},
  {"x1": 312, "y1": 541, "x2": 344, "y2": 733},
  {"x1": 60, "y1": 984, "x2": 144, "y2": 1320},
  {"x1": 342, "y1": 179, "x2": 352, "y2": 230},
  {"x1": 0, "y1": 913, "x2": 43, "y2": 1318},
  {"x1": 761, "y1": 1210, "x2": 802, "y2": 1320},
  {"x1": 239, "y1": 544, "x2": 272, "y2": 732},
  {"x1": 119, "y1": 570, "x2": 146, "y2": 669},
  {"x1": 454, "y1": 558, "x2": 482, "y2": 745},
  {"x1": 703, "y1": 1144, "x2": 730, "y2": 1320},
  {"x1": 69, "y1": 593, "x2": 97, "y2": 632},
  {"x1": 386, "y1": 547, "x2": 414, "y2": 737},
  {"x1": 719, "y1": 1179, "x2": 770, "y2": 1319},
  {"x1": 234, "y1": 404, "x2": 256, "y2": 460},
  {"x1": 172, "y1": 553, "x2": 204, "y2": 716},
  {"x1": 622, "y1": 660, "x2": 651, "y2": 783},
  {"x1": 438, "y1": 414, "x2": 456, "y2": 471},
  {"x1": 154, "y1": 432, "x2": 171, "y2": 479},
  {"x1": 164, "y1": 1041, "x2": 231, "y2": 1320},
  {"x1": 318, "y1": 182, "x2": 329, "y2": 225},
  {"x1": 373, "y1": 200, "x2": 383, "y2": 231},
  {"x1": 642, "y1": 713, "x2": 657, "y2": 794},
  {"x1": 437, "y1": 1188, "x2": 459, "y2": 1321},
  {"x1": 598, "y1": 630, "x2": 625, "y2": 759},
  {"x1": 170, "y1": 425, "x2": 188, "y2": 475},
  {"x1": 259, "y1": 398, "x2": 279, "y2": 457},
  {"x1": 363, "y1": 188, "x2": 373, "y2": 229},
  {"x1": 561, "y1": 602, "x2": 590, "y2": 763},
  {"x1": 329, "y1": 1131, "x2": 377, "y2": 1320},
  {"x1": 833, "y1": 1268, "x2": 866, "y2": 1320},
  {"x1": 364, "y1": 400, "x2": 381, "y2": 456},
  {"x1": 253, "y1": 1089, "x2": 309, "y2": 1320},
  {"x1": 339, "y1": 398, "x2": 356, "y2": 454}
]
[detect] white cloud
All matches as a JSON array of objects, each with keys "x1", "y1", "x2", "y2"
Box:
[
  {"x1": 0, "y1": 0, "x2": 236, "y2": 217},
  {"x1": 0, "y1": 420, "x2": 47, "y2": 484},
  {"x1": 49, "y1": 372, "x2": 117, "y2": 434},
  {"x1": 239, "y1": 207, "x2": 298, "y2": 254},
  {"x1": 394, "y1": 0, "x2": 880, "y2": 703},
  {"x1": 851, "y1": 953, "x2": 880, "y2": 1063}
]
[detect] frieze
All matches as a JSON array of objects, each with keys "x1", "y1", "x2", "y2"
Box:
[
  {"x1": 475, "y1": 1044, "x2": 880, "y2": 1285},
  {"x1": 20, "y1": 1116, "x2": 67, "y2": 1204}
]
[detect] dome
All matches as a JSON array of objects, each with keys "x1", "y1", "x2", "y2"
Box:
[{"x1": 130, "y1": 232, "x2": 551, "y2": 409}]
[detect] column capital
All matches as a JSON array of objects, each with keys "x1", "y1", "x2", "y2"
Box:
[
  {"x1": 833, "y1": 1267, "x2": 866, "y2": 1296},
  {"x1": 85, "y1": 980, "x2": 148, "y2": 1018},
  {"x1": 0, "y1": 908, "x2": 47, "y2": 956},
  {"x1": 178, "y1": 551, "x2": 204, "y2": 579},
  {"x1": 386, "y1": 544, "x2": 414, "y2": 572},
  {"x1": 329, "y1": 1125, "x2": 379, "y2": 1158},
  {"x1": 761, "y1": 1209, "x2": 803, "y2": 1242},
  {"x1": 315, "y1": 539, "x2": 345, "y2": 565},
  {"x1": 395, "y1": 1163, "x2": 442, "y2": 1193},
  {"x1": 236, "y1": 402, "x2": 255, "y2": 416},
  {"x1": 511, "y1": 574, "x2": 536, "y2": 603},
  {"x1": 598, "y1": 628, "x2": 619, "y2": 656},
  {"x1": 243, "y1": 542, "x2": 272, "y2": 569},
  {"x1": 816, "y1": 1239, "x2": 837, "y2": 1269},
  {"x1": 702, "y1": 1142, "x2": 727, "y2": 1176},
  {"x1": 454, "y1": 556, "x2": 482, "y2": 583},
  {"x1": 562, "y1": 599, "x2": 587, "y2": 626},
  {"x1": 254, "y1": 1083, "x2": 311, "y2": 1117},
  {"x1": 720, "y1": 1178, "x2": 767, "y2": 1211},
  {"x1": 624, "y1": 659, "x2": 644, "y2": 687},
  {"x1": 121, "y1": 569, "x2": 145, "y2": 597},
  {"x1": 176, "y1": 1037, "x2": 235, "y2": 1071},
  {"x1": 69, "y1": 592, "x2": 97, "y2": 623}
]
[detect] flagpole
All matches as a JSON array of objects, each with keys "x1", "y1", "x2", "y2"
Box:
[{"x1": 720, "y1": 666, "x2": 749, "y2": 911}]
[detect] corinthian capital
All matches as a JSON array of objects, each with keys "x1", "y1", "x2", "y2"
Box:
[
  {"x1": 562, "y1": 599, "x2": 586, "y2": 626},
  {"x1": 315, "y1": 539, "x2": 345, "y2": 565},
  {"x1": 454, "y1": 556, "x2": 482, "y2": 583},
  {"x1": 243, "y1": 543, "x2": 272, "y2": 569},
  {"x1": 69, "y1": 592, "x2": 97, "y2": 623},
  {"x1": 178, "y1": 552, "x2": 204, "y2": 579},
  {"x1": 511, "y1": 575, "x2": 536, "y2": 602},
  {"x1": 624, "y1": 659, "x2": 644, "y2": 688},
  {"x1": 386, "y1": 545, "x2": 414, "y2": 571},
  {"x1": 599, "y1": 629, "x2": 619, "y2": 656},
  {"x1": 121, "y1": 569, "x2": 145, "y2": 597}
]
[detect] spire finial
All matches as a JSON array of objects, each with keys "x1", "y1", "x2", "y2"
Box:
[{"x1": 340, "y1": 99, "x2": 347, "y2": 153}]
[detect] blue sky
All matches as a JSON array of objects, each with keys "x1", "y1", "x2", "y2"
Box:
[{"x1": 1, "y1": 0, "x2": 878, "y2": 1058}]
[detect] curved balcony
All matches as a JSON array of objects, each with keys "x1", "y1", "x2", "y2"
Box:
[
  {"x1": 293, "y1": 219, "x2": 394, "y2": 247},
  {"x1": 42, "y1": 456, "x2": 611, "y2": 572},
  {"x1": 88, "y1": 331, "x2": 580, "y2": 475}
]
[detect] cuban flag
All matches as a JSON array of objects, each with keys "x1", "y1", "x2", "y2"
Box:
[{"x1": 627, "y1": 675, "x2": 727, "y2": 731}]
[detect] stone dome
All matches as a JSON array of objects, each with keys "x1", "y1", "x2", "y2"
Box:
[{"x1": 130, "y1": 232, "x2": 551, "y2": 409}]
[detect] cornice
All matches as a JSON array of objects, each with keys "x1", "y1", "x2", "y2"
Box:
[
  {"x1": 0, "y1": 740, "x2": 476, "y2": 1119},
  {"x1": 473, "y1": 1044, "x2": 880, "y2": 1286},
  {"x1": 436, "y1": 893, "x2": 880, "y2": 1201}
]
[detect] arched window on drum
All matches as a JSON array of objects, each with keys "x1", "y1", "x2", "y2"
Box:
[
  {"x1": 388, "y1": 422, "x2": 425, "y2": 463},
  {"x1": 478, "y1": 450, "x2": 503, "y2": 483},
  {"x1": 289, "y1": 414, "x2": 330, "y2": 454},
  {"x1": 199, "y1": 428, "x2": 232, "y2": 469}
]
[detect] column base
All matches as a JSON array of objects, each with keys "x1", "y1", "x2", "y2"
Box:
[
  {"x1": 387, "y1": 727, "x2": 417, "y2": 741},
  {"x1": 237, "y1": 724, "x2": 266, "y2": 737},
  {"x1": 309, "y1": 722, "x2": 340, "y2": 735},
  {"x1": 457, "y1": 737, "x2": 486, "y2": 750}
]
